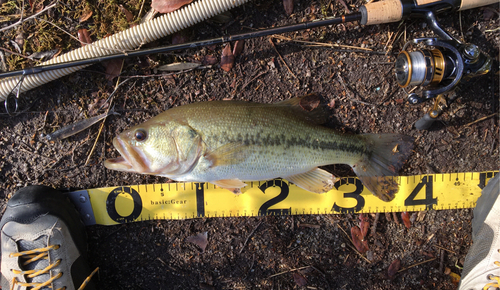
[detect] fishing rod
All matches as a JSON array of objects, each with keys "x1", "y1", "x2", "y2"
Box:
[
  {"x1": 0, "y1": 0, "x2": 494, "y2": 78},
  {"x1": 0, "y1": 14, "x2": 361, "y2": 79}
]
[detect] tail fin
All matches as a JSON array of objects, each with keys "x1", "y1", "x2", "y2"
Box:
[{"x1": 352, "y1": 134, "x2": 415, "y2": 202}]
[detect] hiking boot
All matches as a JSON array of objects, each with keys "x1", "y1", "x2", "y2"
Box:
[
  {"x1": 0, "y1": 185, "x2": 97, "y2": 290},
  {"x1": 459, "y1": 172, "x2": 500, "y2": 290}
]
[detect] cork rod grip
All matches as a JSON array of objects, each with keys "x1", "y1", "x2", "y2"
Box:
[
  {"x1": 460, "y1": 0, "x2": 498, "y2": 11},
  {"x1": 360, "y1": 0, "x2": 403, "y2": 25}
]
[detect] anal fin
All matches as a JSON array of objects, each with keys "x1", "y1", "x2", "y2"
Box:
[
  {"x1": 211, "y1": 179, "x2": 247, "y2": 195},
  {"x1": 285, "y1": 168, "x2": 337, "y2": 193}
]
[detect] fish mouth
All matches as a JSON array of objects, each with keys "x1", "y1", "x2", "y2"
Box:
[{"x1": 104, "y1": 136, "x2": 148, "y2": 173}]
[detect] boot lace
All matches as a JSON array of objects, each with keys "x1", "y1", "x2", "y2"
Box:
[
  {"x1": 483, "y1": 248, "x2": 500, "y2": 290},
  {"x1": 9, "y1": 244, "x2": 98, "y2": 290}
]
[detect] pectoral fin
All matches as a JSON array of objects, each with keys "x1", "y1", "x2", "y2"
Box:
[
  {"x1": 285, "y1": 168, "x2": 337, "y2": 193},
  {"x1": 211, "y1": 179, "x2": 247, "y2": 194},
  {"x1": 205, "y1": 142, "x2": 249, "y2": 167}
]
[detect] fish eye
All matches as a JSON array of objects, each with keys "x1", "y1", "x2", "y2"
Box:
[{"x1": 134, "y1": 129, "x2": 147, "y2": 142}]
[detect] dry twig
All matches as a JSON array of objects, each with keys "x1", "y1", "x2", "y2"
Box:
[
  {"x1": 397, "y1": 258, "x2": 437, "y2": 273},
  {"x1": 0, "y1": 1, "x2": 58, "y2": 33},
  {"x1": 337, "y1": 73, "x2": 373, "y2": 106},
  {"x1": 239, "y1": 219, "x2": 263, "y2": 254},
  {"x1": 271, "y1": 35, "x2": 372, "y2": 51},
  {"x1": 464, "y1": 113, "x2": 497, "y2": 127},
  {"x1": 268, "y1": 38, "x2": 297, "y2": 79},
  {"x1": 267, "y1": 265, "x2": 312, "y2": 279},
  {"x1": 433, "y1": 244, "x2": 457, "y2": 254},
  {"x1": 241, "y1": 70, "x2": 268, "y2": 91},
  {"x1": 84, "y1": 68, "x2": 125, "y2": 166}
]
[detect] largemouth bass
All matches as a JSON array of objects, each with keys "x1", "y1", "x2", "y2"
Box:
[{"x1": 105, "y1": 95, "x2": 415, "y2": 201}]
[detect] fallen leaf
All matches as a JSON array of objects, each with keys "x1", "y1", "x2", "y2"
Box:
[
  {"x1": 283, "y1": 0, "x2": 293, "y2": 15},
  {"x1": 359, "y1": 213, "x2": 369, "y2": 239},
  {"x1": 299, "y1": 93, "x2": 320, "y2": 112},
  {"x1": 350, "y1": 226, "x2": 369, "y2": 254},
  {"x1": 336, "y1": 0, "x2": 351, "y2": 13},
  {"x1": 79, "y1": 8, "x2": 93, "y2": 23},
  {"x1": 327, "y1": 99, "x2": 335, "y2": 108},
  {"x1": 482, "y1": 7, "x2": 498, "y2": 21},
  {"x1": 202, "y1": 55, "x2": 217, "y2": 66},
  {"x1": 78, "y1": 29, "x2": 92, "y2": 46},
  {"x1": 220, "y1": 44, "x2": 234, "y2": 72},
  {"x1": 15, "y1": 32, "x2": 24, "y2": 47},
  {"x1": 29, "y1": 49, "x2": 60, "y2": 61},
  {"x1": 152, "y1": 0, "x2": 193, "y2": 14},
  {"x1": 449, "y1": 272, "x2": 461, "y2": 286},
  {"x1": 158, "y1": 62, "x2": 200, "y2": 71},
  {"x1": 210, "y1": 11, "x2": 232, "y2": 24},
  {"x1": 232, "y1": 40, "x2": 245, "y2": 57},
  {"x1": 88, "y1": 98, "x2": 109, "y2": 115},
  {"x1": 186, "y1": 232, "x2": 208, "y2": 252},
  {"x1": 104, "y1": 59, "x2": 123, "y2": 80},
  {"x1": 292, "y1": 272, "x2": 307, "y2": 286},
  {"x1": 171, "y1": 32, "x2": 188, "y2": 45},
  {"x1": 119, "y1": 5, "x2": 134, "y2": 22},
  {"x1": 34, "y1": 2, "x2": 44, "y2": 13},
  {"x1": 387, "y1": 259, "x2": 401, "y2": 280},
  {"x1": 401, "y1": 212, "x2": 411, "y2": 229},
  {"x1": 422, "y1": 251, "x2": 435, "y2": 258},
  {"x1": 163, "y1": 75, "x2": 176, "y2": 85}
]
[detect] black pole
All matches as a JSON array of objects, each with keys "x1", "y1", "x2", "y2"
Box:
[{"x1": 0, "y1": 13, "x2": 362, "y2": 79}]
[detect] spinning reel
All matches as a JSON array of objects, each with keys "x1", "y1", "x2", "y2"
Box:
[{"x1": 394, "y1": 11, "x2": 492, "y2": 130}]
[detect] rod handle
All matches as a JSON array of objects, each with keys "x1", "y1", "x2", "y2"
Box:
[
  {"x1": 459, "y1": 0, "x2": 497, "y2": 11},
  {"x1": 360, "y1": 0, "x2": 403, "y2": 25},
  {"x1": 360, "y1": 0, "x2": 497, "y2": 26}
]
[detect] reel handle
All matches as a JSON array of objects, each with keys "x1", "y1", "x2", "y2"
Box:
[{"x1": 414, "y1": 113, "x2": 436, "y2": 130}]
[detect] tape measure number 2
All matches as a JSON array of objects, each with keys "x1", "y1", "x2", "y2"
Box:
[{"x1": 70, "y1": 171, "x2": 497, "y2": 226}]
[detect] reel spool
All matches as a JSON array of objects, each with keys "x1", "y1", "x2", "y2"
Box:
[{"x1": 394, "y1": 38, "x2": 492, "y2": 130}]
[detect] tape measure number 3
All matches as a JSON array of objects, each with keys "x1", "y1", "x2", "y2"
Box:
[{"x1": 67, "y1": 171, "x2": 497, "y2": 226}]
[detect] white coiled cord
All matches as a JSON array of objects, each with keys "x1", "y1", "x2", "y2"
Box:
[{"x1": 0, "y1": 0, "x2": 250, "y2": 101}]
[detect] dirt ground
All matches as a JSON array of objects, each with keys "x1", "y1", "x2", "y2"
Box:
[{"x1": 0, "y1": 0, "x2": 499, "y2": 288}]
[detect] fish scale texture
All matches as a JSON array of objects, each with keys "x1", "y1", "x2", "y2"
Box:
[{"x1": 162, "y1": 101, "x2": 366, "y2": 181}]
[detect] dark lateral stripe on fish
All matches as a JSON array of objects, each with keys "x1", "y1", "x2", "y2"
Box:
[{"x1": 210, "y1": 133, "x2": 366, "y2": 154}]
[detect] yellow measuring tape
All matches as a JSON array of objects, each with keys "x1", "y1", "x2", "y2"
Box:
[{"x1": 68, "y1": 171, "x2": 497, "y2": 226}]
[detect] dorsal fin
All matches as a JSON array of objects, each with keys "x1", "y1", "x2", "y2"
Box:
[{"x1": 273, "y1": 94, "x2": 329, "y2": 124}]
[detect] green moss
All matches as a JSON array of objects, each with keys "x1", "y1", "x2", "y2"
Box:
[
  {"x1": 1, "y1": 0, "x2": 145, "y2": 71},
  {"x1": 0, "y1": 0, "x2": 18, "y2": 15}
]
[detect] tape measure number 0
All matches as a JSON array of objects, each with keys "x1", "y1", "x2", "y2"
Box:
[{"x1": 67, "y1": 171, "x2": 497, "y2": 226}]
